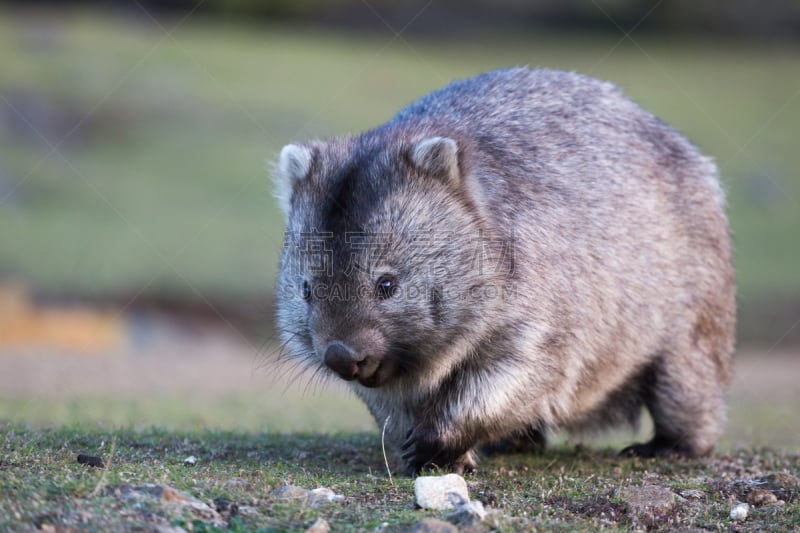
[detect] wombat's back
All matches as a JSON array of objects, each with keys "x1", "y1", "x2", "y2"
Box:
[{"x1": 384, "y1": 67, "x2": 735, "y2": 449}]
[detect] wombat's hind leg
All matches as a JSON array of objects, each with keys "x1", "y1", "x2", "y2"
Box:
[
  {"x1": 619, "y1": 435, "x2": 691, "y2": 458},
  {"x1": 619, "y1": 349, "x2": 726, "y2": 458},
  {"x1": 481, "y1": 425, "x2": 547, "y2": 456}
]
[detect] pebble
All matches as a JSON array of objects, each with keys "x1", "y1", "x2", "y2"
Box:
[
  {"x1": 728, "y1": 471, "x2": 798, "y2": 504},
  {"x1": 272, "y1": 484, "x2": 308, "y2": 500},
  {"x1": 747, "y1": 488, "x2": 778, "y2": 506},
  {"x1": 310, "y1": 487, "x2": 345, "y2": 504},
  {"x1": 305, "y1": 517, "x2": 330, "y2": 533},
  {"x1": 272, "y1": 484, "x2": 344, "y2": 507},
  {"x1": 414, "y1": 473, "x2": 469, "y2": 510},
  {"x1": 762, "y1": 472, "x2": 799, "y2": 488},
  {"x1": 729, "y1": 502, "x2": 749, "y2": 521},
  {"x1": 678, "y1": 488, "x2": 705, "y2": 500},
  {"x1": 619, "y1": 484, "x2": 677, "y2": 528},
  {"x1": 106, "y1": 484, "x2": 223, "y2": 526},
  {"x1": 447, "y1": 491, "x2": 487, "y2": 524},
  {"x1": 619, "y1": 484, "x2": 676, "y2": 514}
]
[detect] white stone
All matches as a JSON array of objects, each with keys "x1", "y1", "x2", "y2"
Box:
[
  {"x1": 309, "y1": 487, "x2": 345, "y2": 505},
  {"x1": 304, "y1": 517, "x2": 330, "y2": 533},
  {"x1": 730, "y1": 502, "x2": 749, "y2": 521},
  {"x1": 414, "y1": 474, "x2": 469, "y2": 510},
  {"x1": 448, "y1": 492, "x2": 487, "y2": 521},
  {"x1": 272, "y1": 485, "x2": 344, "y2": 507}
]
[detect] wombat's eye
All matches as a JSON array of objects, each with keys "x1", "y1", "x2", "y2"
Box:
[
  {"x1": 376, "y1": 275, "x2": 398, "y2": 300},
  {"x1": 302, "y1": 280, "x2": 311, "y2": 302}
]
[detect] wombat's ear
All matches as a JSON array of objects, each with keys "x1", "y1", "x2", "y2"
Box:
[
  {"x1": 410, "y1": 137, "x2": 460, "y2": 186},
  {"x1": 274, "y1": 143, "x2": 313, "y2": 215}
]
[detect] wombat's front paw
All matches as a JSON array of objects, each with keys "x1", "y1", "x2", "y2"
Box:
[
  {"x1": 401, "y1": 425, "x2": 473, "y2": 476},
  {"x1": 451, "y1": 450, "x2": 478, "y2": 475}
]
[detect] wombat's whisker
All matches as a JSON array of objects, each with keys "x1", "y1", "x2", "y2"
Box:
[
  {"x1": 302, "y1": 364, "x2": 333, "y2": 397},
  {"x1": 277, "y1": 359, "x2": 318, "y2": 397}
]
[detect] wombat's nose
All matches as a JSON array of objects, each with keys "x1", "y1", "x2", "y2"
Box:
[{"x1": 324, "y1": 342, "x2": 363, "y2": 381}]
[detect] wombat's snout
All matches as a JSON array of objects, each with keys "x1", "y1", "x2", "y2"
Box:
[
  {"x1": 324, "y1": 341, "x2": 380, "y2": 384},
  {"x1": 323, "y1": 342, "x2": 360, "y2": 380}
]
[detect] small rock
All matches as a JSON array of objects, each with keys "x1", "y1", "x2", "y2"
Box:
[
  {"x1": 272, "y1": 484, "x2": 344, "y2": 507},
  {"x1": 757, "y1": 472, "x2": 799, "y2": 502},
  {"x1": 728, "y1": 472, "x2": 800, "y2": 504},
  {"x1": 272, "y1": 484, "x2": 309, "y2": 500},
  {"x1": 161, "y1": 485, "x2": 193, "y2": 503},
  {"x1": 183, "y1": 455, "x2": 197, "y2": 466},
  {"x1": 76, "y1": 454, "x2": 104, "y2": 468},
  {"x1": 620, "y1": 484, "x2": 676, "y2": 513},
  {"x1": 106, "y1": 484, "x2": 223, "y2": 526},
  {"x1": 747, "y1": 488, "x2": 778, "y2": 506},
  {"x1": 729, "y1": 502, "x2": 749, "y2": 521},
  {"x1": 619, "y1": 484, "x2": 676, "y2": 527},
  {"x1": 448, "y1": 491, "x2": 487, "y2": 525},
  {"x1": 414, "y1": 473, "x2": 469, "y2": 510},
  {"x1": 237, "y1": 505, "x2": 259, "y2": 516},
  {"x1": 762, "y1": 472, "x2": 800, "y2": 489},
  {"x1": 159, "y1": 486, "x2": 221, "y2": 523},
  {"x1": 305, "y1": 517, "x2": 330, "y2": 533},
  {"x1": 679, "y1": 488, "x2": 705, "y2": 500},
  {"x1": 411, "y1": 517, "x2": 459, "y2": 533},
  {"x1": 309, "y1": 487, "x2": 345, "y2": 505}
]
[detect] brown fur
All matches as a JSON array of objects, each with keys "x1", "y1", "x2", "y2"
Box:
[{"x1": 274, "y1": 67, "x2": 736, "y2": 474}]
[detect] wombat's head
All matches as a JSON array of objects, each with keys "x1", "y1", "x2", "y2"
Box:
[{"x1": 274, "y1": 134, "x2": 509, "y2": 389}]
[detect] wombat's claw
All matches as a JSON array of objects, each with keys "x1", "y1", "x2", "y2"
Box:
[
  {"x1": 400, "y1": 430, "x2": 422, "y2": 474},
  {"x1": 401, "y1": 425, "x2": 469, "y2": 476},
  {"x1": 400, "y1": 434, "x2": 437, "y2": 475},
  {"x1": 619, "y1": 442, "x2": 653, "y2": 457},
  {"x1": 456, "y1": 464, "x2": 477, "y2": 475},
  {"x1": 402, "y1": 449, "x2": 475, "y2": 476},
  {"x1": 619, "y1": 437, "x2": 692, "y2": 458},
  {"x1": 451, "y1": 451, "x2": 478, "y2": 475}
]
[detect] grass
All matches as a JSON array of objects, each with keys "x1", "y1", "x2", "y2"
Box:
[
  {"x1": 0, "y1": 390, "x2": 375, "y2": 435},
  {"x1": 1, "y1": 8, "x2": 799, "y2": 531},
  {"x1": 0, "y1": 9, "x2": 799, "y2": 314},
  {"x1": 0, "y1": 346, "x2": 795, "y2": 449},
  {"x1": 0, "y1": 347, "x2": 797, "y2": 530},
  {"x1": 1, "y1": 423, "x2": 797, "y2": 531}
]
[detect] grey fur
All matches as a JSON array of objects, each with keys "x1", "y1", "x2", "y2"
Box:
[{"x1": 274, "y1": 67, "x2": 735, "y2": 475}]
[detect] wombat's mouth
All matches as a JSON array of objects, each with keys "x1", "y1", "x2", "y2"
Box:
[
  {"x1": 357, "y1": 372, "x2": 383, "y2": 388},
  {"x1": 356, "y1": 359, "x2": 396, "y2": 388},
  {"x1": 323, "y1": 343, "x2": 399, "y2": 388}
]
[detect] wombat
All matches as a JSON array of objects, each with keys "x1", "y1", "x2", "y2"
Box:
[{"x1": 274, "y1": 67, "x2": 735, "y2": 475}]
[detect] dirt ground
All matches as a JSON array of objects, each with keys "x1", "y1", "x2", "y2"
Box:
[{"x1": 0, "y1": 313, "x2": 798, "y2": 448}]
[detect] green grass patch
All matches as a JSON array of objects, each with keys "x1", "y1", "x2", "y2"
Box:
[
  {"x1": 1, "y1": 423, "x2": 797, "y2": 531},
  {"x1": 0, "y1": 390, "x2": 374, "y2": 434},
  {"x1": 1, "y1": 9, "x2": 799, "y2": 314}
]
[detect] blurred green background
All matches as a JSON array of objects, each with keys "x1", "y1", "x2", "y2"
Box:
[
  {"x1": 1, "y1": 1, "x2": 799, "y2": 343},
  {"x1": 0, "y1": 1, "x2": 798, "y2": 439}
]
